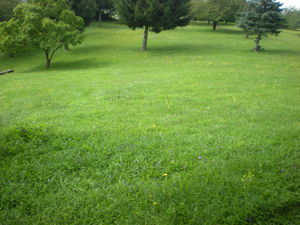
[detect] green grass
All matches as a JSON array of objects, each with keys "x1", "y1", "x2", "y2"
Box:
[{"x1": 0, "y1": 21, "x2": 299, "y2": 224}]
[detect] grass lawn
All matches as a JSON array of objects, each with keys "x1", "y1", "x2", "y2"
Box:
[{"x1": 0, "y1": 21, "x2": 299, "y2": 224}]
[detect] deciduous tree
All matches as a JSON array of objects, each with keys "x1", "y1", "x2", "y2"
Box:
[
  {"x1": 207, "y1": 0, "x2": 231, "y2": 30},
  {"x1": 14, "y1": 0, "x2": 84, "y2": 67},
  {"x1": 283, "y1": 7, "x2": 300, "y2": 30},
  {"x1": 0, "y1": 19, "x2": 24, "y2": 57}
]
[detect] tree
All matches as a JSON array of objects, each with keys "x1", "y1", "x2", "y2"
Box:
[
  {"x1": 0, "y1": 0, "x2": 20, "y2": 22},
  {"x1": 190, "y1": 0, "x2": 209, "y2": 21},
  {"x1": 0, "y1": 19, "x2": 24, "y2": 57},
  {"x1": 95, "y1": 0, "x2": 115, "y2": 26},
  {"x1": 207, "y1": 0, "x2": 231, "y2": 30},
  {"x1": 13, "y1": 0, "x2": 84, "y2": 68},
  {"x1": 115, "y1": 0, "x2": 190, "y2": 51},
  {"x1": 238, "y1": 0, "x2": 283, "y2": 51},
  {"x1": 237, "y1": 0, "x2": 251, "y2": 38},
  {"x1": 69, "y1": 0, "x2": 97, "y2": 26},
  {"x1": 283, "y1": 7, "x2": 300, "y2": 30},
  {"x1": 222, "y1": 0, "x2": 245, "y2": 24}
]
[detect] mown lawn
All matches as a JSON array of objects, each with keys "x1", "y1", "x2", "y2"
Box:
[{"x1": 0, "y1": 21, "x2": 299, "y2": 224}]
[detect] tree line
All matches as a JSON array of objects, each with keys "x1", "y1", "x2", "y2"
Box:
[{"x1": 0, "y1": 0, "x2": 289, "y2": 68}]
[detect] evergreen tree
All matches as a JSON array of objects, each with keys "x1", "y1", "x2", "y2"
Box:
[
  {"x1": 115, "y1": 0, "x2": 190, "y2": 51},
  {"x1": 237, "y1": 1, "x2": 251, "y2": 38},
  {"x1": 238, "y1": 0, "x2": 283, "y2": 51}
]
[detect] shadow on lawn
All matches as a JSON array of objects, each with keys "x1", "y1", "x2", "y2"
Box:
[
  {"x1": 147, "y1": 43, "x2": 234, "y2": 55},
  {"x1": 214, "y1": 29, "x2": 244, "y2": 35},
  {"x1": 25, "y1": 58, "x2": 107, "y2": 72},
  {"x1": 265, "y1": 48, "x2": 300, "y2": 55}
]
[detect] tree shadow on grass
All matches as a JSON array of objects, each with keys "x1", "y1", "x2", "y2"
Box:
[
  {"x1": 24, "y1": 58, "x2": 107, "y2": 73},
  {"x1": 147, "y1": 43, "x2": 235, "y2": 56},
  {"x1": 214, "y1": 28, "x2": 244, "y2": 35},
  {"x1": 264, "y1": 48, "x2": 300, "y2": 55}
]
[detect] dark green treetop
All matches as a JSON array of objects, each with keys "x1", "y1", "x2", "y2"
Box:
[
  {"x1": 238, "y1": 0, "x2": 283, "y2": 51},
  {"x1": 69, "y1": 0, "x2": 97, "y2": 26},
  {"x1": 115, "y1": 0, "x2": 191, "y2": 50}
]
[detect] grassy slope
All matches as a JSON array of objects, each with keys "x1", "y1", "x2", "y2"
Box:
[{"x1": 0, "y1": 22, "x2": 299, "y2": 224}]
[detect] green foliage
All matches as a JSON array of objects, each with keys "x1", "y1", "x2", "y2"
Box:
[
  {"x1": 0, "y1": 19, "x2": 24, "y2": 57},
  {"x1": 69, "y1": 0, "x2": 97, "y2": 26},
  {"x1": 222, "y1": 0, "x2": 245, "y2": 23},
  {"x1": 116, "y1": 0, "x2": 190, "y2": 32},
  {"x1": 283, "y1": 7, "x2": 300, "y2": 30},
  {"x1": 115, "y1": 0, "x2": 190, "y2": 49},
  {"x1": 190, "y1": 0, "x2": 209, "y2": 21},
  {"x1": 0, "y1": 0, "x2": 20, "y2": 21},
  {"x1": 95, "y1": 0, "x2": 115, "y2": 20},
  {"x1": 192, "y1": 0, "x2": 245, "y2": 30},
  {"x1": 207, "y1": 0, "x2": 232, "y2": 29},
  {"x1": 12, "y1": 0, "x2": 84, "y2": 67},
  {"x1": 238, "y1": 0, "x2": 284, "y2": 51}
]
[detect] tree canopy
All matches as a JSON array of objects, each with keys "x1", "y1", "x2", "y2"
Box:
[
  {"x1": 6, "y1": 0, "x2": 85, "y2": 67},
  {"x1": 115, "y1": 0, "x2": 191, "y2": 50},
  {"x1": 0, "y1": 19, "x2": 24, "y2": 57}
]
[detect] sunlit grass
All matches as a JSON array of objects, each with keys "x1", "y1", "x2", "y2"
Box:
[{"x1": 0, "y1": 21, "x2": 299, "y2": 224}]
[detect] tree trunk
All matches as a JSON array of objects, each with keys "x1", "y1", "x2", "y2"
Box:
[
  {"x1": 142, "y1": 26, "x2": 149, "y2": 51},
  {"x1": 44, "y1": 51, "x2": 51, "y2": 68},
  {"x1": 212, "y1": 21, "x2": 217, "y2": 31},
  {"x1": 208, "y1": 20, "x2": 210, "y2": 24},
  {"x1": 254, "y1": 34, "x2": 262, "y2": 51},
  {"x1": 98, "y1": 11, "x2": 102, "y2": 27}
]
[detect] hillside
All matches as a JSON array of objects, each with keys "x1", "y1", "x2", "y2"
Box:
[{"x1": 0, "y1": 22, "x2": 300, "y2": 224}]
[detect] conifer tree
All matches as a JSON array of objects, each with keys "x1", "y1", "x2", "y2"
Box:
[
  {"x1": 238, "y1": 0, "x2": 283, "y2": 51},
  {"x1": 115, "y1": 0, "x2": 190, "y2": 50}
]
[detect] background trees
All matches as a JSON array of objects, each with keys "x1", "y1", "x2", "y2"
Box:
[
  {"x1": 190, "y1": 0, "x2": 209, "y2": 21},
  {"x1": 0, "y1": 0, "x2": 20, "y2": 22},
  {"x1": 69, "y1": 0, "x2": 97, "y2": 26},
  {"x1": 190, "y1": 0, "x2": 245, "y2": 30},
  {"x1": 207, "y1": 0, "x2": 232, "y2": 30},
  {"x1": 283, "y1": 7, "x2": 300, "y2": 30},
  {"x1": 238, "y1": 0, "x2": 283, "y2": 51},
  {"x1": 69, "y1": 0, "x2": 115, "y2": 26},
  {"x1": 96, "y1": 0, "x2": 115, "y2": 25},
  {"x1": 115, "y1": 0, "x2": 190, "y2": 51}
]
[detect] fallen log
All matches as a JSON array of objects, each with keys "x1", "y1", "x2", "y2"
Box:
[{"x1": 0, "y1": 69, "x2": 14, "y2": 75}]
